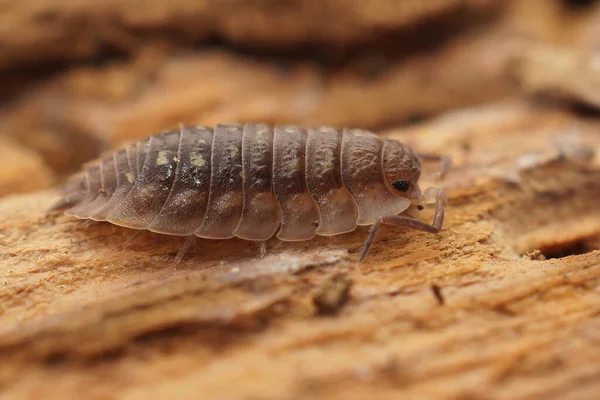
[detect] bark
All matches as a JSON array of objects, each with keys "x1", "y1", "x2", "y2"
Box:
[
  {"x1": 0, "y1": 137, "x2": 53, "y2": 197},
  {"x1": 1, "y1": 100, "x2": 599, "y2": 400},
  {"x1": 0, "y1": 0, "x2": 499, "y2": 68},
  {"x1": 509, "y1": 42, "x2": 600, "y2": 110}
]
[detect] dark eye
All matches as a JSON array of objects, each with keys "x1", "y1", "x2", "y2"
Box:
[{"x1": 392, "y1": 180, "x2": 410, "y2": 192}]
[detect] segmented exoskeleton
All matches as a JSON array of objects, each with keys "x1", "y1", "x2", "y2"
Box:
[{"x1": 51, "y1": 124, "x2": 449, "y2": 261}]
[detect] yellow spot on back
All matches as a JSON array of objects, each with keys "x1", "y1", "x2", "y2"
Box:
[
  {"x1": 190, "y1": 152, "x2": 206, "y2": 167},
  {"x1": 125, "y1": 172, "x2": 134, "y2": 184},
  {"x1": 156, "y1": 150, "x2": 169, "y2": 166},
  {"x1": 256, "y1": 128, "x2": 267, "y2": 138},
  {"x1": 230, "y1": 146, "x2": 239, "y2": 158},
  {"x1": 318, "y1": 160, "x2": 334, "y2": 169},
  {"x1": 199, "y1": 139, "x2": 206, "y2": 144}
]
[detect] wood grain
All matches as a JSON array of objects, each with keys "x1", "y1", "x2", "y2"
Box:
[{"x1": 0, "y1": 0, "x2": 498, "y2": 68}]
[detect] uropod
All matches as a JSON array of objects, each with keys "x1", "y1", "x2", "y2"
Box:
[{"x1": 50, "y1": 124, "x2": 449, "y2": 261}]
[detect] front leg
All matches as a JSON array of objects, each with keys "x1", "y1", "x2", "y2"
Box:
[{"x1": 359, "y1": 189, "x2": 447, "y2": 262}]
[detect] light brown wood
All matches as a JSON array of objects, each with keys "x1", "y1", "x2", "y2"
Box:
[
  {"x1": 0, "y1": 0, "x2": 498, "y2": 67},
  {"x1": 1, "y1": 100, "x2": 599, "y2": 400},
  {"x1": 0, "y1": 137, "x2": 53, "y2": 197},
  {"x1": 509, "y1": 42, "x2": 600, "y2": 110},
  {"x1": 3, "y1": 2, "x2": 600, "y2": 398}
]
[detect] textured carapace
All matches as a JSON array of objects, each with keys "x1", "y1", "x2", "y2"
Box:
[{"x1": 52, "y1": 123, "x2": 447, "y2": 259}]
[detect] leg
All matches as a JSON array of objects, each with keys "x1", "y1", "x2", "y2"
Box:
[
  {"x1": 82, "y1": 220, "x2": 96, "y2": 229},
  {"x1": 124, "y1": 230, "x2": 143, "y2": 250},
  {"x1": 417, "y1": 153, "x2": 452, "y2": 181},
  {"x1": 359, "y1": 189, "x2": 447, "y2": 262},
  {"x1": 175, "y1": 235, "x2": 196, "y2": 264},
  {"x1": 359, "y1": 219, "x2": 382, "y2": 263},
  {"x1": 258, "y1": 241, "x2": 267, "y2": 258}
]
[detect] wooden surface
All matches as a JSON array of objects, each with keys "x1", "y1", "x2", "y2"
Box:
[
  {"x1": 1, "y1": 100, "x2": 599, "y2": 400},
  {"x1": 0, "y1": 0, "x2": 498, "y2": 68},
  {"x1": 2, "y1": 1, "x2": 600, "y2": 399},
  {"x1": 0, "y1": 137, "x2": 52, "y2": 197}
]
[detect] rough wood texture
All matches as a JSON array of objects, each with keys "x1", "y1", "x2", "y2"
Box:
[
  {"x1": 0, "y1": 137, "x2": 53, "y2": 197},
  {"x1": 0, "y1": 0, "x2": 498, "y2": 68},
  {"x1": 1, "y1": 100, "x2": 599, "y2": 400},
  {"x1": 509, "y1": 42, "x2": 600, "y2": 110},
  {"x1": 3, "y1": 1, "x2": 600, "y2": 399}
]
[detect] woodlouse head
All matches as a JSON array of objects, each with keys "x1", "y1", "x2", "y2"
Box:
[{"x1": 382, "y1": 139, "x2": 422, "y2": 200}]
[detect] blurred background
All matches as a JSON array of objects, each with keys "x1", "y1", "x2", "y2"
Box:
[{"x1": 1, "y1": 0, "x2": 600, "y2": 197}]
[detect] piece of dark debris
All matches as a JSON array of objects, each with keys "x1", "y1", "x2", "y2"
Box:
[
  {"x1": 313, "y1": 273, "x2": 353, "y2": 315},
  {"x1": 431, "y1": 283, "x2": 445, "y2": 305}
]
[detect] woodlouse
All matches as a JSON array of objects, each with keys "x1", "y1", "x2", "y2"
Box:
[{"x1": 51, "y1": 124, "x2": 449, "y2": 261}]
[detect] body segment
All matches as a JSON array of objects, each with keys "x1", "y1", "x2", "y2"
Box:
[
  {"x1": 272, "y1": 125, "x2": 320, "y2": 241},
  {"x1": 195, "y1": 124, "x2": 244, "y2": 239},
  {"x1": 305, "y1": 126, "x2": 358, "y2": 236},
  {"x1": 233, "y1": 124, "x2": 281, "y2": 241},
  {"x1": 147, "y1": 126, "x2": 213, "y2": 235}
]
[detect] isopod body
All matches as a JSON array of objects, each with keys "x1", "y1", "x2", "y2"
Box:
[{"x1": 53, "y1": 124, "x2": 448, "y2": 260}]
